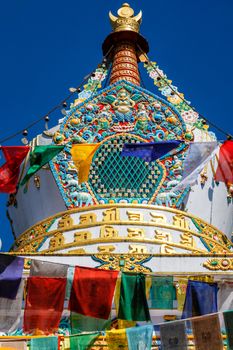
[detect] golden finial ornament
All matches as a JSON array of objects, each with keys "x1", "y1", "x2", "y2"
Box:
[{"x1": 109, "y1": 3, "x2": 142, "y2": 33}]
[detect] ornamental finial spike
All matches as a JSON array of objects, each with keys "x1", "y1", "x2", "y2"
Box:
[{"x1": 109, "y1": 3, "x2": 142, "y2": 33}]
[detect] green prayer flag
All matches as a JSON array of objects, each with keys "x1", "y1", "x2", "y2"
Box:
[
  {"x1": 149, "y1": 276, "x2": 174, "y2": 309},
  {"x1": 224, "y1": 310, "x2": 233, "y2": 350},
  {"x1": 31, "y1": 336, "x2": 58, "y2": 350},
  {"x1": 71, "y1": 312, "x2": 111, "y2": 333},
  {"x1": 118, "y1": 272, "x2": 151, "y2": 321},
  {"x1": 20, "y1": 145, "x2": 64, "y2": 186},
  {"x1": 70, "y1": 332, "x2": 99, "y2": 350}
]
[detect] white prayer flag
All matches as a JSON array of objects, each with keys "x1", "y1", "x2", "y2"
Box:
[{"x1": 173, "y1": 142, "x2": 218, "y2": 191}]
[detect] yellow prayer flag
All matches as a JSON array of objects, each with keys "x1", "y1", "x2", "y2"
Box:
[
  {"x1": 71, "y1": 143, "x2": 100, "y2": 183},
  {"x1": 106, "y1": 328, "x2": 128, "y2": 350},
  {"x1": 176, "y1": 279, "x2": 188, "y2": 311}
]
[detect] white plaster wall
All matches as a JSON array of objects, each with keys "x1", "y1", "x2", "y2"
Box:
[{"x1": 8, "y1": 167, "x2": 66, "y2": 237}]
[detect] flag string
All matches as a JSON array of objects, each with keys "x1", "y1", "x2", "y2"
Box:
[{"x1": 137, "y1": 45, "x2": 233, "y2": 140}]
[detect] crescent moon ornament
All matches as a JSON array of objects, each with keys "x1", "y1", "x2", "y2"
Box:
[{"x1": 109, "y1": 11, "x2": 118, "y2": 23}]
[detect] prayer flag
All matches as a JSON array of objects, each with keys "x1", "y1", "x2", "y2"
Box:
[
  {"x1": 24, "y1": 277, "x2": 66, "y2": 334},
  {"x1": 0, "y1": 255, "x2": 24, "y2": 299},
  {"x1": 149, "y1": 276, "x2": 174, "y2": 309},
  {"x1": 69, "y1": 266, "x2": 118, "y2": 319},
  {"x1": 70, "y1": 332, "x2": 99, "y2": 350},
  {"x1": 71, "y1": 143, "x2": 100, "y2": 183},
  {"x1": 30, "y1": 337, "x2": 58, "y2": 350},
  {"x1": 173, "y1": 141, "x2": 218, "y2": 191},
  {"x1": 191, "y1": 314, "x2": 222, "y2": 350},
  {"x1": 126, "y1": 324, "x2": 153, "y2": 350},
  {"x1": 30, "y1": 259, "x2": 68, "y2": 277},
  {"x1": 215, "y1": 140, "x2": 233, "y2": 184},
  {"x1": 70, "y1": 312, "x2": 111, "y2": 333},
  {"x1": 0, "y1": 341, "x2": 27, "y2": 350},
  {"x1": 223, "y1": 310, "x2": 233, "y2": 350},
  {"x1": 20, "y1": 145, "x2": 64, "y2": 186},
  {"x1": 160, "y1": 321, "x2": 187, "y2": 350},
  {"x1": 176, "y1": 279, "x2": 188, "y2": 312},
  {"x1": 0, "y1": 280, "x2": 24, "y2": 333},
  {"x1": 118, "y1": 272, "x2": 151, "y2": 321},
  {"x1": 106, "y1": 329, "x2": 128, "y2": 350},
  {"x1": 121, "y1": 140, "x2": 182, "y2": 161},
  {"x1": 0, "y1": 340, "x2": 27, "y2": 350},
  {"x1": 182, "y1": 280, "x2": 218, "y2": 319},
  {"x1": 218, "y1": 282, "x2": 233, "y2": 312},
  {"x1": 0, "y1": 146, "x2": 29, "y2": 193}
]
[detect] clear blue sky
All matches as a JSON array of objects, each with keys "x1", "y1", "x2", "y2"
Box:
[{"x1": 0, "y1": 0, "x2": 233, "y2": 250}]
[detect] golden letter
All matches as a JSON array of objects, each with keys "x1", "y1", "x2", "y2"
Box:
[
  {"x1": 180, "y1": 232, "x2": 196, "y2": 249},
  {"x1": 173, "y1": 214, "x2": 190, "y2": 230},
  {"x1": 155, "y1": 230, "x2": 172, "y2": 242},
  {"x1": 100, "y1": 225, "x2": 118, "y2": 238},
  {"x1": 102, "y1": 208, "x2": 120, "y2": 222},
  {"x1": 74, "y1": 231, "x2": 92, "y2": 241},
  {"x1": 127, "y1": 228, "x2": 144, "y2": 238},
  {"x1": 129, "y1": 244, "x2": 147, "y2": 254},
  {"x1": 126, "y1": 211, "x2": 143, "y2": 222},
  {"x1": 150, "y1": 213, "x2": 167, "y2": 224},
  {"x1": 160, "y1": 244, "x2": 176, "y2": 254},
  {"x1": 79, "y1": 213, "x2": 97, "y2": 225},
  {"x1": 58, "y1": 214, "x2": 74, "y2": 229},
  {"x1": 49, "y1": 232, "x2": 65, "y2": 249},
  {"x1": 97, "y1": 245, "x2": 116, "y2": 253}
]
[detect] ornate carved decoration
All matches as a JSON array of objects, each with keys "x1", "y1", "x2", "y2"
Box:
[{"x1": 92, "y1": 254, "x2": 152, "y2": 272}]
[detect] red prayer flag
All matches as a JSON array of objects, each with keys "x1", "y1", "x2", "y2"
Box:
[
  {"x1": 69, "y1": 266, "x2": 119, "y2": 319},
  {"x1": 215, "y1": 141, "x2": 233, "y2": 184},
  {"x1": 24, "y1": 277, "x2": 66, "y2": 334},
  {"x1": 0, "y1": 146, "x2": 30, "y2": 193}
]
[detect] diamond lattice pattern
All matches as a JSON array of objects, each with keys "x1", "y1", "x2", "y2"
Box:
[{"x1": 88, "y1": 135, "x2": 164, "y2": 201}]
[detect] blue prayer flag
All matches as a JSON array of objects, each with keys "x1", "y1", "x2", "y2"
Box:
[
  {"x1": 182, "y1": 280, "x2": 218, "y2": 319},
  {"x1": 126, "y1": 324, "x2": 153, "y2": 350},
  {"x1": 0, "y1": 255, "x2": 24, "y2": 299},
  {"x1": 121, "y1": 141, "x2": 183, "y2": 162}
]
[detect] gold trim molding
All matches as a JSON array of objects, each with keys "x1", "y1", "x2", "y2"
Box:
[{"x1": 11, "y1": 204, "x2": 232, "y2": 255}]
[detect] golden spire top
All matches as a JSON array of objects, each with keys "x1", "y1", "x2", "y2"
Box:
[{"x1": 109, "y1": 3, "x2": 142, "y2": 33}]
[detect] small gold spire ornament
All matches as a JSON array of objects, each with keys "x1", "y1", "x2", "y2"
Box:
[{"x1": 109, "y1": 3, "x2": 142, "y2": 33}]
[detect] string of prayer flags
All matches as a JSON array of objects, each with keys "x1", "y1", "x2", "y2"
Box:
[
  {"x1": 191, "y1": 314, "x2": 222, "y2": 350},
  {"x1": 20, "y1": 145, "x2": 64, "y2": 186},
  {"x1": 0, "y1": 340, "x2": 27, "y2": 350},
  {"x1": 173, "y1": 141, "x2": 218, "y2": 191},
  {"x1": 0, "y1": 146, "x2": 30, "y2": 193},
  {"x1": 0, "y1": 280, "x2": 24, "y2": 333},
  {"x1": 71, "y1": 143, "x2": 100, "y2": 183},
  {"x1": 126, "y1": 324, "x2": 153, "y2": 350},
  {"x1": 176, "y1": 279, "x2": 188, "y2": 312},
  {"x1": 223, "y1": 311, "x2": 233, "y2": 350},
  {"x1": 70, "y1": 312, "x2": 111, "y2": 333},
  {"x1": 218, "y1": 282, "x2": 233, "y2": 312},
  {"x1": 69, "y1": 332, "x2": 99, "y2": 350},
  {"x1": 0, "y1": 255, "x2": 24, "y2": 299},
  {"x1": 30, "y1": 337, "x2": 58, "y2": 350},
  {"x1": 149, "y1": 276, "x2": 174, "y2": 309},
  {"x1": 215, "y1": 140, "x2": 233, "y2": 185},
  {"x1": 118, "y1": 272, "x2": 151, "y2": 322},
  {"x1": 182, "y1": 280, "x2": 218, "y2": 319},
  {"x1": 106, "y1": 328, "x2": 128, "y2": 350},
  {"x1": 121, "y1": 140, "x2": 183, "y2": 162},
  {"x1": 160, "y1": 321, "x2": 188, "y2": 350},
  {"x1": 30, "y1": 259, "x2": 68, "y2": 278},
  {"x1": 24, "y1": 277, "x2": 66, "y2": 334},
  {"x1": 69, "y1": 266, "x2": 119, "y2": 319}
]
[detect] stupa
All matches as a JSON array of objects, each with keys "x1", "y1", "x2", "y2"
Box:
[{"x1": 6, "y1": 3, "x2": 233, "y2": 324}]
